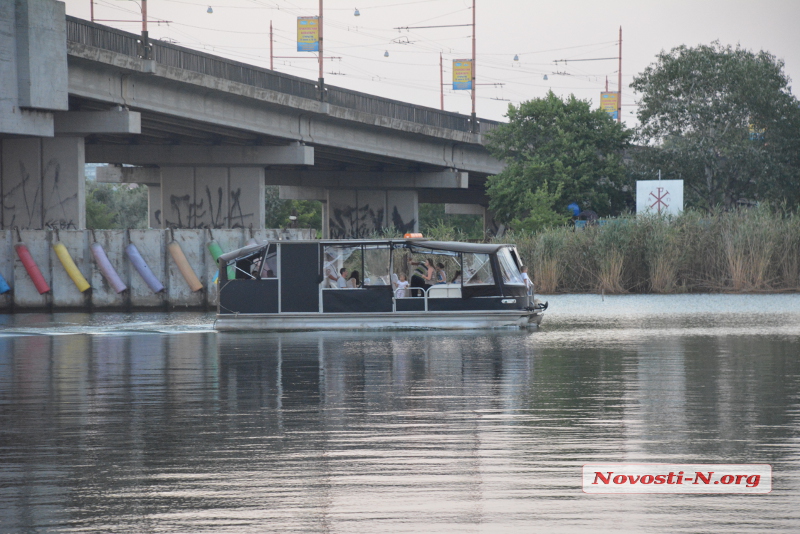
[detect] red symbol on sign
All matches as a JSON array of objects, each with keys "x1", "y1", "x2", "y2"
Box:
[{"x1": 649, "y1": 187, "x2": 670, "y2": 214}]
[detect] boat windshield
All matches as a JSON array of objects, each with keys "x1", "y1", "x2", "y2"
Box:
[
  {"x1": 462, "y1": 253, "x2": 494, "y2": 285},
  {"x1": 363, "y1": 245, "x2": 391, "y2": 285},
  {"x1": 497, "y1": 247, "x2": 524, "y2": 285}
]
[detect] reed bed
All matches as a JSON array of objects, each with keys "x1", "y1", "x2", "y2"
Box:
[{"x1": 500, "y1": 207, "x2": 800, "y2": 294}]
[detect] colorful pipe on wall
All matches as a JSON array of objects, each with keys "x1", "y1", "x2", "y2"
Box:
[
  {"x1": 90, "y1": 242, "x2": 127, "y2": 294},
  {"x1": 53, "y1": 242, "x2": 91, "y2": 292},
  {"x1": 0, "y1": 272, "x2": 10, "y2": 294},
  {"x1": 207, "y1": 240, "x2": 235, "y2": 281},
  {"x1": 125, "y1": 243, "x2": 164, "y2": 293},
  {"x1": 14, "y1": 243, "x2": 50, "y2": 294},
  {"x1": 168, "y1": 240, "x2": 203, "y2": 292}
]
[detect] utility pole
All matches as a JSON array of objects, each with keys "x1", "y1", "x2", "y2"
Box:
[
  {"x1": 270, "y1": 20, "x2": 274, "y2": 70},
  {"x1": 618, "y1": 26, "x2": 622, "y2": 123},
  {"x1": 318, "y1": 0, "x2": 325, "y2": 100},
  {"x1": 440, "y1": 52, "x2": 444, "y2": 110},
  {"x1": 470, "y1": 0, "x2": 477, "y2": 132}
]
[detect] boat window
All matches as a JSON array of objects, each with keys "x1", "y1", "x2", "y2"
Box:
[
  {"x1": 363, "y1": 245, "x2": 391, "y2": 286},
  {"x1": 497, "y1": 247, "x2": 524, "y2": 285},
  {"x1": 462, "y1": 253, "x2": 494, "y2": 286},
  {"x1": 258, "y1": 244, "x2": 277, "y2": 279},
  {"x1": 322, "y1": 245, "x2": 362, "y2": 287}
]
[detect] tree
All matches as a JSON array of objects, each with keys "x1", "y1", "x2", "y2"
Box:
[
  {"x1": 264, "y1": 186, "x2": 322, "y2": 231},
  {"x1": 86, "y1": 181, "x2": 148, "y2": 229},
  {"x1": 418, "y1": 203, "x2": 485, "y2": 240},
  {"x1": 630, "y1": 42, "x2": 800, "y2": 211},
  {"x1": 485, "y1": 91, "x2": 631, "y2": 231}
]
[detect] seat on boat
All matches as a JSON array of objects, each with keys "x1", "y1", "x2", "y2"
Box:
[{"x1": 427, "y1": 283, "x2": 461, "y2": 298}]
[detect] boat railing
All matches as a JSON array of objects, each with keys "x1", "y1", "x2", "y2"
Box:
[{"x1": 393, "y1": 284, "x2": 462, "y2": 312}]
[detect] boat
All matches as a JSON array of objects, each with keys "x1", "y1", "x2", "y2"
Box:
[{"x1": 214, "y1": 238, "x2": 547, "y2": 331}]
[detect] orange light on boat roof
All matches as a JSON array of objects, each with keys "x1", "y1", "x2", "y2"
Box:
[{"x1": 404, "y1": 233, "x2": 424, "y2": 238}]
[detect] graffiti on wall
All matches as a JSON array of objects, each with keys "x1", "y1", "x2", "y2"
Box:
[
  {"x1": 1, "y1": 159, "x2": 78, "y2": 229},
  {"x1": 164, "y1": 187, "x2": 255, "y2": 229},
  {"x1": 329, "y1": 202, "x2": 415, "y2": 239},
  {"x1": 1, "y1": 161, "x2": 40, "y2": 228},
  {"x1": 43, "y1": 158, "x2": 77, "y2": 229}
]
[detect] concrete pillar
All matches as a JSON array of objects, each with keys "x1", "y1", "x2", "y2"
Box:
[
  {"x1": 387, "y1": 190, "x2": 418, "y2": 235},
  {"x1": 445, "y1": 203, "x2": 485, "y2": 216},
  {"x1": 160, "y1": 167, "x2": 195, "y2": 228},
  {"x1": 483, "y1": 208, "x2": 503, "y2": 237},
  {"x1": 358, "y1": 190, "x2": 387, "y2": 234},
  {"x1": 327, "y1": 189, "x2": 357, "y2": 239},
  {"x1": 2, "y1": 138, "x2": 42, "y2": 229},
  {"x1": 148, "y1": 184, "x2": 162, "y2": 229},
  {"x1": 326, "y1": 189, "x2": 418, "y2": 239},
  {"x1": 229, "y1": 167, "x2": 265, "y2": 229},
  {"x1": 195, "y1": 167, "x2": 228, "y2": 228},
  {"x1": 1, "y1": 137, "x2": 85, "y2": 229},
  {"x1": 159, "y1": 167, "x2": 264, "y2": 229},
  {"x1": 42, "y1": 137, "x2": 85, "y2": 229}
]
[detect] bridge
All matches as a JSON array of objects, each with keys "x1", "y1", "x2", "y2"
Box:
[{"x1": 1, "y1": 0, "x2": 503, "y2": 238}]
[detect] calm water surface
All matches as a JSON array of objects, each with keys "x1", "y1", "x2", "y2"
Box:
[{"x1": 1, "y1": 294, "x2": 799, "y2": 533}]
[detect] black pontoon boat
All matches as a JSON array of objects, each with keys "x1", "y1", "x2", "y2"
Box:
[{"x1": 215, "y1": 238, "x2": 546, "y2": 331}]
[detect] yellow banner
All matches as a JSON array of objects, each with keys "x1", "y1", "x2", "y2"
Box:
[
  {"x1": 452, "y1": 59, "x2": 472, "y2": 90},
  {"x1": 297, "y1": 17, "x2": 319, "y2": 52},
  {"x1": 601, "y1": 92, "x2": 618, "y2": 119}
]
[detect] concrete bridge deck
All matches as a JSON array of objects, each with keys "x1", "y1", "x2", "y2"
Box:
[{"x1": 2, "y1": 0, "x2": 501, "y2": 241}]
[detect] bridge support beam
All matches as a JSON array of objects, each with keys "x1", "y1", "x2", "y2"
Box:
[
  {"x1": 54, "y1": 109, "x2": 141, "y2": 136},
  {"x1": 158, "y1": 167, "x2": 265, "y2": 229},
  {"x1": 276, "y1": 185, "x2": 418, "y2": 238},
  {"x1": 326, "y1": 189, "x2": 417, "y2": 239},
  {"x1": 86, "y1": 143, "x2": 314, "y2": 167},
  {"x1": 1, "y1": 137, "x2": 85, "y2": 229}
]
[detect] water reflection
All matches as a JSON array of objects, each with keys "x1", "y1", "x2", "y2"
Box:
[{"x1": 0, "y1": 301, "x2": 799, "y2": 532}]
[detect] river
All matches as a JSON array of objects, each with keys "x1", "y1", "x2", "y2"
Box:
[{"x1": 1, "y1": 294, "x2": 799, "y2": 533}]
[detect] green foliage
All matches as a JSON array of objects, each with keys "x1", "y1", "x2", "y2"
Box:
[
  {"x1": 418, "y1": 203, "x2": 484, "y2": 240},
  {"x1": 86, "y1": 181, "x2": 148, "y2": 229},
  {"x1": 499, "y1": 181, "x2": 571, "y2": 233},
  {"x1": 485, "y1": 91, "x2": 631, "y2": 228},
  {"x1": 502, "y1": 208, "x2": 800, "y2": 293},
  {"x1": 264, "y1": 186, "x2": 322, "y2": 231},
  {"x1": 630, "y1": 42, "x2": 800, "y2": 211}
]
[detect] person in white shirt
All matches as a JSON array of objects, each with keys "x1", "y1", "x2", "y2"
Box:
[
  {"x1": 394, "y1": 273, "x2": 409, "y2": 298},
  {"x1": 520, "y1": 265, "x2": 532, "y2": 294},
  {"x1": 337, "y1": 268, "x2": 349, "y2": 288}
]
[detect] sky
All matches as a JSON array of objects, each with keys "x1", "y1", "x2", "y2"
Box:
[{"x1": 63, "y1": 0, "x2": 800, "y2": 128}]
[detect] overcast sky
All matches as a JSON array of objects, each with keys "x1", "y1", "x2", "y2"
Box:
[{"x1": 63, "y1": 0, "x2": 800, "y2": 127}]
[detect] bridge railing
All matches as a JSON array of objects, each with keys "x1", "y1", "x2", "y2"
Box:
[{"x1": 66, "y1": 17, "x2": 500, "y2": 135}]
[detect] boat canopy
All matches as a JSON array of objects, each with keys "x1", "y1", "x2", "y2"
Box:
[
  {"x1": 218, "y1": 243, "x2": 264, "y2": 264},
  {"x1": 219, "y1": 239, "x2": 511, "y2": 266},
  {"x1": 408, "y1": 241, "x2": 507, "y2": 255}
]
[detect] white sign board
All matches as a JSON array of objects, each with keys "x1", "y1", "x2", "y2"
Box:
[{"x1": 636, "y1": 180, "x2": 683, "y2": 216}]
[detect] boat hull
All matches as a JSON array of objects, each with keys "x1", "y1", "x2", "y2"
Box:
[{"x1": 216, "y1": 309, "x2": 542, "y2": 331}]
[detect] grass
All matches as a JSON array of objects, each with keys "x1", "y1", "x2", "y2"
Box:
[{"x1": 502, "y1": 207, "x2": 800, "y2": 294}]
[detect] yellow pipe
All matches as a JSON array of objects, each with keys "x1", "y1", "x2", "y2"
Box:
[
  {"x1": 53, "y1": 242, "x2": 91, "y2": 292},
  {"x1": 167, "y1": 241, "x2": 203, "y2": 292}
]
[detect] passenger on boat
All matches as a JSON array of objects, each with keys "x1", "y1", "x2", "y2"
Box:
[
  {"x1": 435, "y1": 263, "x2": 447, "y2": 284},
  {"x1": 409, "y1": 257, "x2": 435, "y2": 296},
  {"x1": 348, "y1": 270, "x2": 361, "y2": 288},
  {"x1": 337, "y1": 268, "x2": 349, "y2": 288},
  {"x1": 250, "y1": 257, "x2": 262, "y2": 277},
  {"x1": 394, "y1": 273, "x2": 409, "y2": 298},
  {"x1": 451, "y1": 270, "x2": 462, "y2": 284},
  {"x1": 521, "y1": 265, "x2": 532, "y2": 294}
]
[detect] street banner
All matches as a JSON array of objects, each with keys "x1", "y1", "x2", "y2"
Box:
[
  {"x1": 297, "y1": 17, "x2": 319, "y2": 52},
  {"x1": 601, "y1": 91, "x2": 619, "y2": 119},
  {"x1": 636, "y1": 180, "x2": 684, "y2": 216},
  {"x1": 452, "y1": 59, "x2": 473, "y2": 90}
]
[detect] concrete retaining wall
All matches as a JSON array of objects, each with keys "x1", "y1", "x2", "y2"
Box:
[{"x1": 0, "y1": 228, "x2": 314, "y2": 311}]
